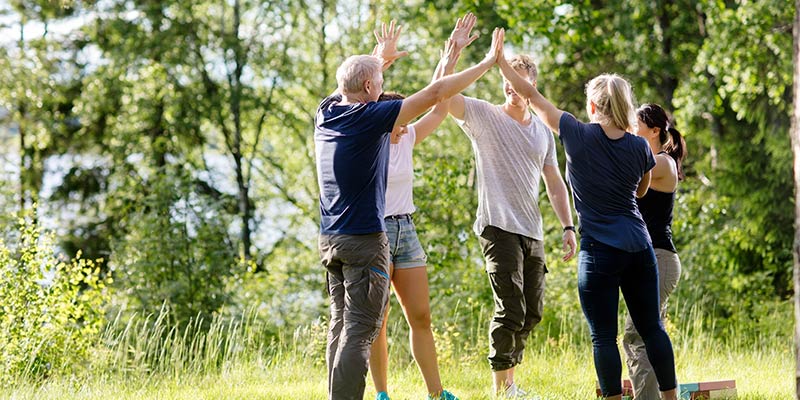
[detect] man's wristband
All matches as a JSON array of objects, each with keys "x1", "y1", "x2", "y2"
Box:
[{"x1": 563, "y1": 226, "x2": 576, "y2": 233}]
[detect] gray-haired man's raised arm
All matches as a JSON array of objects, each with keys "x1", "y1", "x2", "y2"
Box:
[{"x1": 394, "y1": 27, "x2": 504, "y2": 129}]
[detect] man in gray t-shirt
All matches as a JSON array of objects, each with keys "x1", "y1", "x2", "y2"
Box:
[{"x1": 445, "y1": 53, "x2": 576, "y2": 397}]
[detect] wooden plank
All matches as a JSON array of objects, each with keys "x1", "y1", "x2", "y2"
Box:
[{"x1": 697, "y1": 380, "x2": 736, "y2": 391}]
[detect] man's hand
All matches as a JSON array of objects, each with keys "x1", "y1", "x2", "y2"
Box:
[
  {"x1": 483, "y1": 27, "x2": 504, "y2": 64},
  {"x1": 373, "y1": 20, "x2": 409, "y2": 70},
  {"x1": 562, "y1": 230, "x2": 577, "y2": 262},
  {"x1": 449, "y1": 12, "x2": 479, "y2": 51}
]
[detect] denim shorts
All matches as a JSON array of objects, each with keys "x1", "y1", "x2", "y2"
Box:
[{"x1": 384, "y1": 215, "x2": 427, "y2": 269}]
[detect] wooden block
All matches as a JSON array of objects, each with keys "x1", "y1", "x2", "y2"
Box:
[
  {"x1": 697, "y1": 380, "x2": 736, "y2": 391},
  {"x1": 679, "y1": 383, "x2": 700, "y2": 400},
  {"x1": 690, "y1": 390, "x2": 710, "y2": 399},
  {"x1": 679, "y1": 381, "x2": 737, "y2": 400},
  {"x1": 708, "y1": 388, "x2": 737, "y2": 399}
]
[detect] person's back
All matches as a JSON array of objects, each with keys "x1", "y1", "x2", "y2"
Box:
[
  {"x1": 316, "y1": 22, "x2": 505, "y2": 400},
  {"x1": 315, "y1": 55, "x2": 402, "y2": 400},
  {"x1": 623, "y1": 103, "x2": 688, "y2": 400},
  {"x1": 492, "y1": 54, "x2": 678, "y2": 400},
  {"x1": 558, "y1": 114, "x2": 654, "y2": 251},
  {"x1": 315, "y1": 94, "x2": 401, "y2": 234}
]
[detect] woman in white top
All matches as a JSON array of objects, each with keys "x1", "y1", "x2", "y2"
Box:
[{"x1": 370, "y1": 15, "x2": 479, "y2": 400}]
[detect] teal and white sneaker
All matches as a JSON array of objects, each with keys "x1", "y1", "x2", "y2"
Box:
[
  {"x1": 427, "y1": 389, "x2": 459, "y2": 400},
  {"x1": 376, "y1": 392, "x2": 391, "y2": 400}
]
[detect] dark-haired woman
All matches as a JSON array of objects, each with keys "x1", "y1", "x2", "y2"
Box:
[{"x1": 625, "y1": 103, "x2": 687, "y2": 400}]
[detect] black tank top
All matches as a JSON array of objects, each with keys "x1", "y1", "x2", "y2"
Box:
[{"x1": 636, "y1": 187, "x2": 677, "y2": 253}]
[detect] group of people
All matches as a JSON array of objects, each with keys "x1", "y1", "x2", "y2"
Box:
[{"x1": 313, "y1": 13, "x2": 687, "y2": 400}]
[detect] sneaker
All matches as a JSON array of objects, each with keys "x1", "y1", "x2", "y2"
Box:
[
  {"x1": 376, "y1": 392, "x2": 391, "y2": 400},
  {"x1": 427, "y1": 389, "x2": 459, "y2": 400},
  {"x1": 499, "y1": 383, "x2": 541, "y2": 399}
]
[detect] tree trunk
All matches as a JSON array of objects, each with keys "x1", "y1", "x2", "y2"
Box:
[
  {"x1": 792, "y1": 0, "x2": 800, "y2": 398},
  {"x1": 231, "y1": 0, "x2": 253, "y2": 263},
  {"x1": 18, "y1": 109, "x2": 26, "y2": 211},
  {"x1": 655, "y1": 0, "x2": 678, "y2": 109}
]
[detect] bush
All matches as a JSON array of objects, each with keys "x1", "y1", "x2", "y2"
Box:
[
  {"x1": 0, "y1": 214, "x2": 110, "y2": 382},
  {"x1": 110, "y1": 174, "x2": 239, "y2": 327}
]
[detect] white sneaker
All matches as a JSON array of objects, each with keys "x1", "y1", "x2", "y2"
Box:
[{"x1": 499, "y1": 383, "x2": 541, "y2": 399}]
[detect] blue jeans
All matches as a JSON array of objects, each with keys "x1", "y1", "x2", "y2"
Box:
[
  {"x1": 384, "y1": 214, "x2": 427, "y2": 269},
  {"x1": 578, "y1": 235, "x2": 677, "y2": 397}
]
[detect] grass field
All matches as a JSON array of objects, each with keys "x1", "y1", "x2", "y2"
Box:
[
  {"x1": 1, "y1": 300, "x2": 793, "y2": 400},
  {"x1": 3, "y1": 337, "x2": 792, "y2": 399}
]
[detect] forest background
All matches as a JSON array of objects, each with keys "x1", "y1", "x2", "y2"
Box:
[{"x1": 0, "y1": 0, "x2": 794, "y2": 398}]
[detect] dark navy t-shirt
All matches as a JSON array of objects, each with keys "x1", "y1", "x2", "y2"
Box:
[
  {"x1": 559, "y1": 112, "x2": 656, "y2": 252},
  {"x1": 314, "y1": 94, "x2": 402, "y2": 235}
]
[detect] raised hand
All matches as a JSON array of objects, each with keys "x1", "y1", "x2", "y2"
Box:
[
  {"x1": 373, "y1": 20, "x2": 409, "y2": 69},
  {"x1": 484, "y1": 27, "x2": 505, "y2": 64},
  {"x1": 449, "y1": 12, "x2": 479, "y2": 51},
  {"x1": 440, "y1": 38, "x2": 461, "y2": 72}
]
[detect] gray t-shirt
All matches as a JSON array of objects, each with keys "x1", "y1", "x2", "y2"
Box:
[{"x1": 457, "y1": 96, "x2": 558, "y2": 240}]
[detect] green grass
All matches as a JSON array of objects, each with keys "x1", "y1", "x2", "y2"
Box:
[
  {"x1": 2, "y1": 339, "x2": 792, "y2": 399},
  {"x1": 0, "y1": 304, "x2": 793, "y2": 399}
]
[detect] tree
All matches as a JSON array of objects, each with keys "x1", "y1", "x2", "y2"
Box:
[
  {"x1": 0, "y1": 1, "x2": 85, "y2": 215},
  {"x1": 792, "y1": 0, "x2": 800, "y2": 396}
]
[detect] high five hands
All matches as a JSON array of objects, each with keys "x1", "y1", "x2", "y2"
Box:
[
  {"x1": 373, "y1": 20, "x2": 409, "y2": 71},
  {"x1": 486, "y1": 27, "x2": 505, "y2": 65},
  {"x1": 374, "y1": 14, "x2": 506, "y2": 70},
  {"x1": 449, "y1": 13, "x2": 480, "y2": 51}
]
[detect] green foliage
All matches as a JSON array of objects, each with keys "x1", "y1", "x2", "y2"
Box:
[
  {"x1": 0, "y1": 0, "x2": 794, "y2": 366},
  {"x1": 0, "y1": 213, "x2": 109, "y2": 382},
  {"x1": 109, "y1": 172, "x2": 239, "y2": 326}
]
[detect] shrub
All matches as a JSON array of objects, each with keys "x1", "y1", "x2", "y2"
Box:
[{"x1": 0, "y1": 214, "x2": 110, "y2": 382}]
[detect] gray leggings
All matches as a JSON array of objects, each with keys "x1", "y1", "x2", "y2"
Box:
[{"x1": 623, "y1": 248, "x2": 682, "y2": 400}]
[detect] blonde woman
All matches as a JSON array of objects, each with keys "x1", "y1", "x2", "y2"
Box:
[{"x1": 494, "y1": 31, "x2": 678, "y2": 400}]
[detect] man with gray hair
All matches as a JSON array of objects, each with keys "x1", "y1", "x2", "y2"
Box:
[
  {"x1": 441, "y1": 46, "x2": 577, "y2": 397},
  {"x1": 314, "y1": 19, "x2": 504, "y2": 400}
]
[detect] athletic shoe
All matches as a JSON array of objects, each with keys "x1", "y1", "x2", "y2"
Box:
[
  {"x1": 427, "y1": 389, "x2": 459, "y2": 400},
  {"x1": 499, "y1": 383, "x2": 541, "y2": 399},
  {"x1": 376, "y1": 392, "x2": 390, "y2": 400}
]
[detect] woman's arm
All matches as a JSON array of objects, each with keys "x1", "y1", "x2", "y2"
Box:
[
  {"x1": 636, "y1": 170, "x2": 652, "y2": 198},
  {"x1": 497, "y1": 54, "x2": 564, "y2": 134},
  {"x1": 412, "y1": 38, "x2": 465, "y2": 144}
]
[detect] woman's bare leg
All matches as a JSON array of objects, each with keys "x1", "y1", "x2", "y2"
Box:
[{"x1": 393, "y1": 266, "x2": 444, "y2": 395}]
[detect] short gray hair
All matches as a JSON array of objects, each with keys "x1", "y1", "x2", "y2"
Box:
[{"x1": 336, "y1": 55, "x2": 382, "y2": 94}]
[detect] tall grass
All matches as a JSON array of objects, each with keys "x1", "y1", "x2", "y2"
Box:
[{"x1": 2, "y1": 300, "x2": 793, "y2": 399}]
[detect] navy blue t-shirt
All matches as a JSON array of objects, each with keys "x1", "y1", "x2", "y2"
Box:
[
  {"x1": 314, "y1": 94, "x2": 402, "y2": 235},
  {"x1": 559, "y1": 112, "x2": 656, "y2": 252}
]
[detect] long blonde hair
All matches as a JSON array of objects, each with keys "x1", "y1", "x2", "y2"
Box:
[{"x1": 585, "y1": 74, "x2": 635, "y2": 131}]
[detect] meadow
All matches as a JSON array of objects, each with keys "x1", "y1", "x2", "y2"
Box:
[{"x1": 2, "y1": 304, "x2": 792, "y2": 400}]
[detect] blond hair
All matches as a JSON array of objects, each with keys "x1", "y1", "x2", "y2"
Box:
[
  {"x1": 585, "y1": 74, "x2": 635, "y2": 131},
  {"x1": 509, "y1": 54, "x2": 537, "y2": 80},
  {"x1": 335, "y1": 55, "x2": 381, "y2": 95}
]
